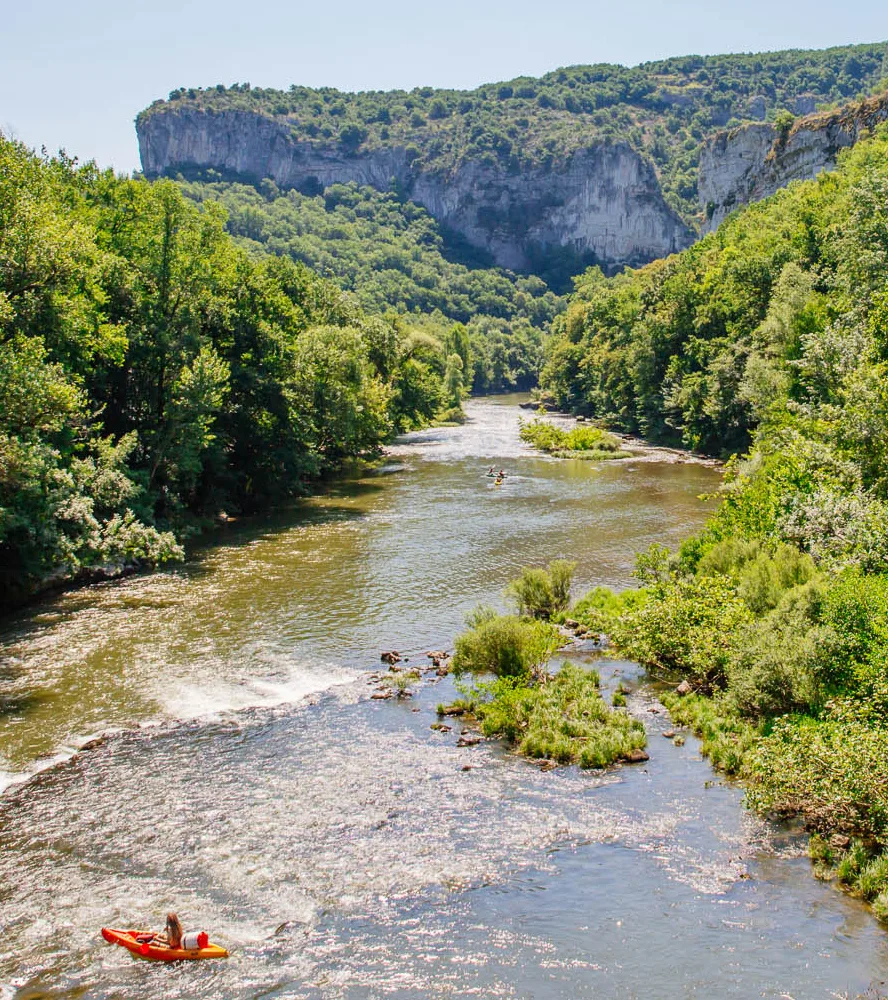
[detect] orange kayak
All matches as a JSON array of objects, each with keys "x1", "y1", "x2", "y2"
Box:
[{"x1": 101, "y1": 927, "x2": 228, "y2": 961}]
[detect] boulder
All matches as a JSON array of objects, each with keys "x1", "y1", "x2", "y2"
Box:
[
  {"x1": 381, "y1": 650, "x2": 401, "y2": 665},
  {"x1": 676, "y1": 679, "x2": 693, "y2": 696},
  {"x1": 624, "y1": 749, "x2": 650, "y2": 763}
]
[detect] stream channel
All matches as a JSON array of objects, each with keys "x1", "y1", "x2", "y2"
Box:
[{"x1": 1, "y1": 395, "x2": 887, "y2": 999}]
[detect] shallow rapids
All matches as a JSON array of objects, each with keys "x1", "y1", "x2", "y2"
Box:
[{"x1": 2, "y1": 396, "x2": 887, "y2": 999}]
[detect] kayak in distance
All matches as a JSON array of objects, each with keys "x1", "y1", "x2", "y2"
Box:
[{"x1": 100, "y1": 927, "x2": 229, "y2": 962}]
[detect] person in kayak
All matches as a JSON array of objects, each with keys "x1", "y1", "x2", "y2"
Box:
[
  {"x1": 146, "y1": 912, "x2": 183, "y2": 949},
  {"x1": 486, "y1": 465, "x2": 496, "y2": 476}
]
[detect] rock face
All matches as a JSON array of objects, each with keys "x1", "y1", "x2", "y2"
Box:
[
  {"x1": 699, "y1": 93, "x2": 888, "y2": 233},
  {"x1": 138, "y1": 108, "x2": 694, "y2": 272}
]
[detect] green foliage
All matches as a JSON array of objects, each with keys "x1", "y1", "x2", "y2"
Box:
[
  {"x1": 450, "y1": 608, "x2": 562, "y2": 683},
  {"x1": 0, "y1": 133, "x2": 446, "y2": 608},
  {"x1": 746, "y1": 718, "x2": 888, "y2": 844},
  {"x1": 612, "y1": 575, "x2": 753, "y2": 684},
  {"x1": 519, "y1": 418, "x2": 628, "y2": 459},
  {"x1": 540, "y1": 126, "x2": 888, "y2": 462},
  {"x1": 660, "y1": 692, "x2": 759, "y2": 775},
  {"x1": 443, "y1": 353, "x2": 465, "y2": 407},
  {"x1": 177, "y1": 177, "x2": 558, "y2": 392},
  {"x1": 505, "y1": 558, "x2": 576, "y2": 619},
  {"x1": 570, "y1": 585, "x2": 650, "y2": 633},
  {"x1": 472, "y1": 663, "x2": 646, "y2": 767},
  {"x1": 145, "y1": 43, "x2": 888, "y2": 224}
]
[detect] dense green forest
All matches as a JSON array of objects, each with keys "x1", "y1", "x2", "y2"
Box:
[
  {"x1": 177, "y1": 175, "x2": 557, "y2": 392},
  {"x1": 0, "y1": 133, "x2": 471, "y2": 609},
  {"x1": 141, "y1": 42, "x2": 888, "y2": 222},
  {"x1": 540, "y1": 119, "x2": 888, "y2": 455},
  {"x1": 555, "y1": 124, "x2": 888, "y2": 912}
]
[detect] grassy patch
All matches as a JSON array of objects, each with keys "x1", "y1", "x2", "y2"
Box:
[
  {"x1": 519, "y1": 419, "x2": 626, "y2": 459},
  {"x1": 660, "y1": 691, "x2": 760, "y2": 775},
  {"x1": 469, "y1": 662, "x2": 646, "y2": 768}
]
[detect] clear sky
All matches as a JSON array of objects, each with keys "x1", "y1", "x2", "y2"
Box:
[{"x1": 2, "y1": 0, "x2": 886, "y2": 174}]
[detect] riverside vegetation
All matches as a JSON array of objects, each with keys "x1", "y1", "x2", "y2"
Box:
[
  {"x1": 0, "y1": 132, "x2": 476, "y2": 610},
  {"x1": 177, "y1": 176, "x2": 558, "y2": 394},
  {"x1": 519, "y1": 417, "x2": 630, "y2": 460},
  {"x1": 542, "y1": 124, "x2": 888, "y2": 922},
  {"x1": 441, "y1": 562, "x2": 647, "y2": 768}
]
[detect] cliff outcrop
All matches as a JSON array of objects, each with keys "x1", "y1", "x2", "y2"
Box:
[
  {"x1": 138, "y1": 109, "x2": 694, "y2": 272},
  {"x1": 699, "y1": 92, "x2": 888, "y2": 232}
]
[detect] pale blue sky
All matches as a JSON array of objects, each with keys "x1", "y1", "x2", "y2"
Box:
[{"x1": 2, "y1": 0, "x2": 886, "y2": 173}]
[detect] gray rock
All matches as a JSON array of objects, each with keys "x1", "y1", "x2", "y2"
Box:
[
  {"x1": 138, "y1": 108, "x2": 694, "y2": 273},
  {"x1": 698, "y1": 93, "x2": 888, "y2": 234}
]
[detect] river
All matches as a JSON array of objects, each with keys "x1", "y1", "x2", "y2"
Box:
[{"x1": 1, "y1": 395, "x2": 886, "y2": 999}]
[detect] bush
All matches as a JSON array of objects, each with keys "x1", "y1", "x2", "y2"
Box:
[
  {"x1": 725, "y1": 586, "x2": 823, "y2": 717},
  {"x1": 571, "y1": 585, "x2": 649, "y2": 633},
  {"x1": 745, "y1": 718, "x2": 888, "y2": 844},
  {"x1": 506, "y1": 559, "x2": 576, "y2": 619},
  {"x1": 451, "y1": 608, "x2": 562, "y2": 682},
  {"x1": 612, "y1": 575, "x2": 753, "y2": 684}
]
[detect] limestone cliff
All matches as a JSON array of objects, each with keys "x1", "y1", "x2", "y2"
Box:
[
  {"x1": 699, "y1": 92, "x2": 888, "y2": 233},
  {"x1": 137, "y1": 109, "x2": 694, "y2": 272}
]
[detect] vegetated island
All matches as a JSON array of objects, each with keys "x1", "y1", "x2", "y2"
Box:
[
  {"x1": 439, "y1": 561, "x2": 648, "y2": 768},
  {"x1": 519, "y1": 417, "x2": 632, "y2": 460}
]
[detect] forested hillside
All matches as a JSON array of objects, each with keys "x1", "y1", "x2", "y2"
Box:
[
  {"x1": 177, "y1": 175, "x2": 558, "y2": 393},
  {"x1": 540, "y1": 121, "x2": 888, "y2": 455},
  {"x1": 142, "y1": 42, "x2": 888, "y2": 223},
  {"x1": 558, "y1": 123, "x2": 888, "y2": 908},
  {"x1": 0, "y1": 134, "x2": 467, "y2": 609}
]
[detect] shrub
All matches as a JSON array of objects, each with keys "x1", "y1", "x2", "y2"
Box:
[
  {"x1": 506, "y1": 559, "x2": 576, "y2": 619},
  {"x1": 725, "y1": 588, "x2": 822, "y2": 717},
  {"x1": 451, "y1": 609, "x2": 562, "y2": 682},
  {"x1": 612, "y1": 575, "x2": 753, "y2": 684},
  {"x1": 745, "y1": 718, "x2": 888, "y2": 844},
  {"x1": 571, "y1": 585, "x2": 649, "y2": 633}
]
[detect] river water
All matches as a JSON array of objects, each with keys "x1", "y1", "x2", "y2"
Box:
[{"x1": 1, "y1": 396, "x2": 886, "y2": 999}]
